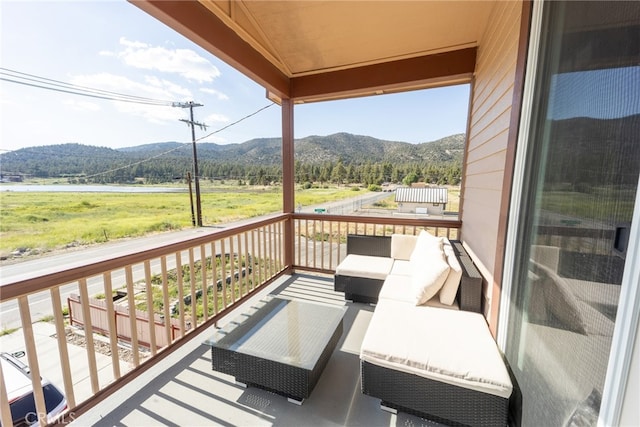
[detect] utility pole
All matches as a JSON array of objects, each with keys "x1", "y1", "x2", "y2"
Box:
[
  {"x1": 186, "y1": 171, "x2": 196, "y2": 226},
  {"x1": 174, "y1": 101, "x2": 206, "y2": 227}
]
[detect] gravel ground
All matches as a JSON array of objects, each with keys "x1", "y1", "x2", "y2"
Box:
[{"x1": 58, "y1": 327, "x2": 140, "y2": 364}]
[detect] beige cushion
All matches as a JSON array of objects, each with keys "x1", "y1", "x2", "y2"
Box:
[
  {"x1": 413, "y1": 229, "x2": 444, "y2": 252},
  {"x1": 379, "y1": 274, "x2": 459, "y2": 310},
  {"x1": 409, "y1": 230, "x2": 444, "y2": 266},
  {"x1": 390, "y1": 234, "x2": 418, "y2": 260},
  {"x1": 335, "y1": 254, "x2": 393, "y2": 280},
  {"x1": 361, "y1": 298, "x2": 513, "y2": 399},
  {"x1": 410, "y1": 249, "x2": 450, "y2": 306},
  {"x1": 439, "y1": 240, "x2": 463, "y2": 306},
  {"x1": 389, "y1": 259, "x2": 412, "y2": 276}
]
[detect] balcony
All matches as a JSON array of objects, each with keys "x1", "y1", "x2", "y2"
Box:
[{"x1": 0, "y1": 213, "x2": 460, "y2": 426}]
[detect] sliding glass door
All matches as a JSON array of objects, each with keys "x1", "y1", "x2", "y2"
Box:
[{"x1": 505, "y1": 1, "x2": 640, "y2": 425}]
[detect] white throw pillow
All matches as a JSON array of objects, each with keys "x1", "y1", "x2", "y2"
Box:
[
  {"x1": 410, "y1": 230, "x2": 443, "y2": 261},
  {"x1": 390, "y1": 234, "x2": 418, "y2": 260},
  {"x1": 410, "y1": 250, "x2": 450, "y2": 306},
  {"x1": 439, "y1": 243, "x2": 463, "y2": 305}
]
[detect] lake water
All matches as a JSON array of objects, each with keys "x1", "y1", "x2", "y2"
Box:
[{"x1": 0, "y1": 184, "x2": 185, "y2": 193}]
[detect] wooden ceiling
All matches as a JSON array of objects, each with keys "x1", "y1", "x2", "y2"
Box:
[{"x1": 131, "y1": 1, "x2": 495, "y2": 103}]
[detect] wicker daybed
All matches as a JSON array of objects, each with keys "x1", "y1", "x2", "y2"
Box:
[{"x1": 335, "y1": 232, "x2": 513, "y2": 426}]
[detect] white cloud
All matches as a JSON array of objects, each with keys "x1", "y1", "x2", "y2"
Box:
[
  {"x1": 71, "y1": 72, "x2": 190, "y2": 99},
  {"x1": 204, "y1": 113, "x2": 229, "y2": 123},
  {"x1": 200, "y1": 87, "x2": 229, "y2": 101},
  {"x1": 116, "y1": 102, "x2": 184, "y2": 125},
  {"x1": 144, "y1": 76, "x2": 192, "y2": 98},
  {"x1": 69, "y1": 73, "x2": 190, "y2": 123},
  {"x1": 108, "y1": 37, "x2": 220, "y2": 83}
]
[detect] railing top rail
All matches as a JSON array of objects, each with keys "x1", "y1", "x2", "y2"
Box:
[{"x1": 293, "y1": 213, "x2": 462, "y2": 229}]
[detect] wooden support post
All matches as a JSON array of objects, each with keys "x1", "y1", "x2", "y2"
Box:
[{"x1": 282, "y1": 98, "x2": 295, "y2": 273}]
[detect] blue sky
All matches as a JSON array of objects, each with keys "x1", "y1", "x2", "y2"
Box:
[
  {"x1": 0, "y1": 0, "x2": 470, "y2": 152},
  {"x1": 548, "y1": 67, "x2": 640, "y2": 120}
]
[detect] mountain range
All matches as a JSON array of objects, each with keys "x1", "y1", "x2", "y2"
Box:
[
  {"x1": 0, "y1": 133, "x2": 465, "y2": 177},
  {"x1": 118, "y1": 132, "x2": 465, "y2": 165}
]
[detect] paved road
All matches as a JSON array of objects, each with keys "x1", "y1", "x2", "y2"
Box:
[{"x1": 0, "y1": 191, "x2": 389, "y2": 329}]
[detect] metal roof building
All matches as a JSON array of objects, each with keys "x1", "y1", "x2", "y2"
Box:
[{"x1": 395, "y1": 187, "x2": 448, "y2": 204}]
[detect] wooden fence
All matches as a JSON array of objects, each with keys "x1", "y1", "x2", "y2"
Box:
[{"x1": 68, "y1": 294, "x2": 183, "y2": 349}]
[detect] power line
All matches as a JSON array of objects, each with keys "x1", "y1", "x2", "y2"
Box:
[
  {"x1": 0, "y1": 68, "x2": 174, "y2": 106},
  {"x1": 1, "y1": 68, "x2": 172, "y2": 104},
  {"x1": 81, "y1": 145, "x2": 191, "y2": 179},
  {"x1": 196, "y1": 103, "x2": 274, "y2": 142}
]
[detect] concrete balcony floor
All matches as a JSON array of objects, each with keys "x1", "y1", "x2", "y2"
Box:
[{"x1": 72, "y1": 273, "x2": 442, "y2": 427}]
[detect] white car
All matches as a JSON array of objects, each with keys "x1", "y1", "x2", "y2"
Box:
[{"x1": 1, "y1": 352, "x2": 67, "y2": 426}]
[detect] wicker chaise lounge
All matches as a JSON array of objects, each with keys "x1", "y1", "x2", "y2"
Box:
[{"x1": 334, "y1": 232, "x2": 513, "y2": 426}]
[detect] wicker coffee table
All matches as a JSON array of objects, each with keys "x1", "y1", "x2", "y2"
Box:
[{"x1": 204, "y1": 296, "x2": 346, "y2": 404}]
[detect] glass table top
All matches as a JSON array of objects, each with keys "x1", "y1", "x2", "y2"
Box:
[{"x1": 204, "y1": 296, "x2": 346, "y2": 369}]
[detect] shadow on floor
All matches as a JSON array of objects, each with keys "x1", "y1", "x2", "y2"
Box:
[{"x1": 86, "y1": 274, "x2": 442, "y2": 426}]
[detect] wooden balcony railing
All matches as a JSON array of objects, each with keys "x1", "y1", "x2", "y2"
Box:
[
  {"x1": 0, "y1": 213, "x2": 460, "y2": 426},
  {"x1": 292, "y1": 213, "x2": 461, "y2": 273}
]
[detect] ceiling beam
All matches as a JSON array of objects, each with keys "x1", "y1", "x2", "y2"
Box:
[
  {"x1": 291, "y1": 48, "x2": 477, "y2": 102},
  {"x1": 130, "y1": 0, "x2": 290, "y2": 99}
]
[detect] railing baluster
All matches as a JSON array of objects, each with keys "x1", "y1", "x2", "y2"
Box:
[
  {"x1": 18, "y1": 296, "x2": 47, "y2": 426},
  {"x1": 259, "y1": 226, "x2": 265, "y2": 286},
  {"x1": 312, "y1": 220, "x2": 317, "y2": 269},
  {"x1": 273, "y1": 223, "x2": 278, "y2": 273},
  {"x1": 161, "y1": 256, "x2": 171, "y2": 346},
  {"x1": 244, "y1": 231, "x2": 250, "y2": 294},
  {"x1": 278, "y1": 221, "x2": 282, "y2": 271},
  {"x1": 144, "y1": 261, "x2": 157, "y2": 354},
  {"x1": 304, "y1": 220, "x2": 309, "y2": 267},
  {"x1": 102, "y1": 273, "x2": 121, "y2": 380},
  {"x1": 175, "y1": 253, "x2": 185, "y2": 338},
  {"x1": 268, "y1": 224, "x2": 274, "y2": 278},
  {"x1": 320, "y1": 220, "x2": 326, "y2": 269},
  {"x1": 188, "y1": 248, "x2": 197, "y2": 330},
  {"x1": 229, "y1": 236, "x2": 236, "y2": 304},
  {"x1": 251, "y1": 230, "x2": 257, "y2": 291},
  {"x1": 296, "y1": 219, "x2": 301, "y2": 266},
  {"x1": 50, "y1": 287, "x2": 77, "y2": 407},
  {"x1": 124, "y1": 268, "x2": 141, "y2": 367},
  {"x1": 237, "y1": 232, "x2": 244, "y2": 297},
  {"x1": 211, "y1": 242, "x2": 219, "y2": 316},
  {"x1": 336, "y1": 221, "x2": 342, "y2": 266},
  {"x1": 279, "y1": 221, "x2": 282, "y2": 271},
  {"x1": 329, "y1": 220, "x2": 333, "y2": 270},
  {"x1": 220, "y1": 239, "x2": 228, "y2": 308},
  {"x1": 0, "y1": 362, "x2": 13, "y2": 427},
  {"x1": 79, "y1": 278, "x2": 101, "y2": 391},
  {"x1": 201, "y1": 244, "x2": 208, "y2": 322},
  {"x1": 273, "y1": 223, "x2": 278, "y2": 275}
]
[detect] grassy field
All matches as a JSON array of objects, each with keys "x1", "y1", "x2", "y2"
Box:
[
  {"x1": 0, "y1": 185, "x2": 361, "y2": 256},
  {"x1": 540, "y1": 189, "x2": 635, "y2": 223}
]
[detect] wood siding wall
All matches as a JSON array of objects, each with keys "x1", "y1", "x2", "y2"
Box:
[{"x1": 461, "y1": 0, "x2": 523, "y2": 320}]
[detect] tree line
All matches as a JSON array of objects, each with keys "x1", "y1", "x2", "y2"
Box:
[{"x1": 58, "y1": 158, "x2": 462, "y2": 187}]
